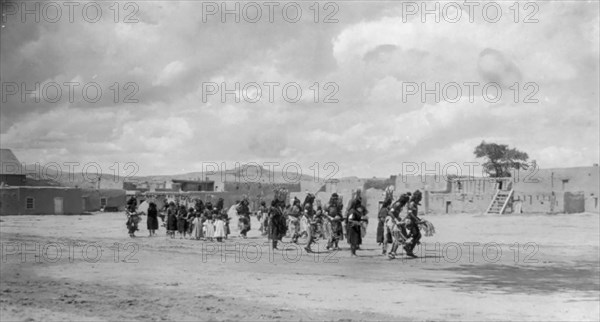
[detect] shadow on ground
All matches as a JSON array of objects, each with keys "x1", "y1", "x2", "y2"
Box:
[{"x1": 422, "y1": 261, "x2": 600, "y2": 295}]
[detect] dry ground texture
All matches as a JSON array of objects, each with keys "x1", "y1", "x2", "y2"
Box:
[{"x1": 0, "y1": 212, "x2": 599, "y2": 321}]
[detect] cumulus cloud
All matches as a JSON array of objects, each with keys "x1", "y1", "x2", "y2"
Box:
[
  {"x1": 0, "y1": 1, "x2": 598, "y2": 177},
  {"x1": 477, "y1": 48, "x2": 522, "y2": 88},
  {"x1": 153, "y1": 61, "x2": 186, "y2": 87}
]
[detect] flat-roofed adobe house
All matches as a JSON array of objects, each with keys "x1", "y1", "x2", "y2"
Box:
[
  {"x1": 0, "y1": 149, "x2": 84, "y2": 215},
  {"x1": 171, "y1": 179, "x2": 215, "y2": 192}
]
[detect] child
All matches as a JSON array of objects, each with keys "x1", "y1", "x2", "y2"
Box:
[
  {"x1": 214, "y1": 214, "x2": 226, "y2": 242},
  {"x1": 191, "y1": 214, "x2": 203, "y2": 240},
  {"x1": 221, "y1": 209, "x2": 230, "y2": 239},
  {"x1": 204, "y1": 213, "x2": 215, "y2": 242}
]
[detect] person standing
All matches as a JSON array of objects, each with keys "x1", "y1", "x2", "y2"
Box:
[
  {"x1": 257, "y1": 201, "x2": 268, "y2": 236},
  {"x1": 346, "y1": 206, "x2": 365, "y2": 256},
  {"x1": 404, "y1": 191, "x2": 423, "y2": 258},
  {"x1": 268, "y1": 200, "x2": 286, "y2": 250},
  {"x1": 304, "y1": 207, "x2": 322, "y2": 253},
  {"x1": 383, "y1": 206, "x2": 408, "y2": 259},
  {"x1": 221, "y1": 209, "x2": 230, "y2": 239},
  {"x1": 191, "y1": 214, "x2": 203, "y2": 240},
  {"x1": 204, "y1": 214, "x2": 215, "y2": 242},
  {"x1": 326, "y1": 193, "x2": 344, "y2": 250},
  {"x1": 236, "y1": 197, "x2": 251, "y2": 238},
  {"x1": 379, "y1": 199, "x2": 392, "y2": 252},
  {"x1": 166, "y1": 202, "x2": 178, "y2": 238},
  {"x1": 288, "y1": 202, "x2": 302, "y2": 243},
  {"x1": 214, "y1": 214, "x2": 226, "y2": 242},
  {"x1": 147, "y1": 202, "x2": 159, "y2": 237},
  {"x1": 177, "y1": 205, "x2": 188, "y2": 239}
]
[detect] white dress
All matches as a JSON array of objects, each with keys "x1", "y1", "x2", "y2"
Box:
[
  {"x1": 214, "y1": 219, "x2": 226, "y2": 238},
  {"x1": 191, "y1": 217, "x2": 202, "y2": 238},
  {"x1": 204, "y1": 220, "x2": 214, "y2": 238}
]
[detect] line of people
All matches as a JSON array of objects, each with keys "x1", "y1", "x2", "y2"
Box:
[
  {"x1": 125, "y1": 188, "x2": 431, "y2": 258},
  {"x1": 163, "y1": 198, "x2": 230, "y2": 241},
  {"x1": 260, "y1": 190, "x2": 369, "y2": 257}
]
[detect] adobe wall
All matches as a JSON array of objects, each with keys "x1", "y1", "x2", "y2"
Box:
[
  {"x1": 388, "y1": 166, "x2": 599, "y2": 214},
  {"x1": 0, "y1": 187, "x2": 83, "y2": 215},
  {"x1": 0, "y1": 187, "x2": 20, "y2": 215},
  {"x1": 82, "y1": 189, "x2": 127, "y2": 211}
]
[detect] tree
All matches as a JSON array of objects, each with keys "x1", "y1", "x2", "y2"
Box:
[{"x1": 474, "y1": 141, "x2": 529, "y2": 177}]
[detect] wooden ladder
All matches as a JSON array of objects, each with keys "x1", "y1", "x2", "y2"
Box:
[{"x1": 486, "y1": 189, "x2": 514, "y2": 214}]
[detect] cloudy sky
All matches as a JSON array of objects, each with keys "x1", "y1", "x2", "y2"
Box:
[{"x1": 1, "y1": 0, "x2": 598, "y2": 178}]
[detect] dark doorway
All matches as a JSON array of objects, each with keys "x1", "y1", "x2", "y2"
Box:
[{"x1": 564, "y1": 192, "x2": 585, "y2": 214}]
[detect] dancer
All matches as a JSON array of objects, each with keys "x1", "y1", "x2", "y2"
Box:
[
  {"x1": 384, "y1": 205, "x2": 409, "y2": 259},
  {"x1": 268, "y1": 199, "x2": 286, "y2": 249},
  {"x1": 404, "y1": 190, "x2": 423, "y2": 257},
  {"x1": 378, "y1": 187, "x2": 395, "y2": 245},
  {"x1": 126, "y1": 206, "x2": 140, "y2": 238},
  {"x1": 236, "y1": 196, "x2": 251, "y2": 238},
  {"x1": 347, "y1": 206, "x2": 366, "y2": 256},
  {"x1": 257, "y1": 201, "x2": 269, "y2": 236},
  {"x1": 304, "y1": 205, "x2": 323, "y2": 253},
  {"x1": 289, "y1": 200, "x2": 302, "y2": 243},
  {"x1": 326, "y1": 193, "x2": 344, "y2": 250}
]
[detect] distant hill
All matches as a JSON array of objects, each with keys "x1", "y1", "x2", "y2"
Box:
[
  {"x1": 18, "y1": 162, "x2": 388, "y2": 192},
  {"x1": 22, "y1": 164, "x2": 127, "y2": 189},
  {"x1": 133, "y1": 164, "x2": 321, "y2": 184}
]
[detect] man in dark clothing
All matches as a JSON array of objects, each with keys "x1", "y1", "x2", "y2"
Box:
[
  {"x1": 268, "y1": 200, "x2": 287, "y2": 249},
  {"x1": 347, "y1": 206, "x2": 365, "y2": 256},
  {"x1": 404, "y1": 190, "x2": 423, "y2": 257},
  {"x1": 237, "y1": 198, "x2": 251, "y2": 238}
]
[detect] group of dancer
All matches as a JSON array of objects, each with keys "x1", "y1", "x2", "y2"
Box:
[
  {"x1": 125, "y1": 186, "x2": 433, "y2": 258},
  {"x1": 377, "y1": 187, "x2": 435, "y2": 259},
  {"x1": 258, "y1": 189, "x2": 369, "y2": 256}
]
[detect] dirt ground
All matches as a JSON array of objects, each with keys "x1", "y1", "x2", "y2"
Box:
[{"x1": 1, "y1": 212, "x2": 598, "y2": 321}]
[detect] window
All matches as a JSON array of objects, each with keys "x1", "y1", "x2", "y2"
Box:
[
  {"x1": 26, "y1": 197, "x2": 34, "y2": 209},
  {"x1": 562, "y1": 179, "x2": 569, "y2": 190},
  {"x1": 100, "y1": 198, "x2": 107, "y2": 207}
]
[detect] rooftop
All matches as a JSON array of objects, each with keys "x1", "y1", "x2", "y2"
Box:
[
  {"x1": 171, "y1": 179, "x2": 215, "y2": 184},
  {"x1": 0, "y1": 149, "x2": 25, "y2": 175}
]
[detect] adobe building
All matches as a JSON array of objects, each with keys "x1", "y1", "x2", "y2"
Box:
[
  {"x1": 172, "y1": 179, "x2": 215, "y2": 192},
  {"x1": 81, "y1": 189, "x2": 127, "y2": 212},
  {"x1": 392, "y1": 165, "x2": 599, "y2": 214},
  {"x1": 0, "y1": 149, "x2": 126, "y2": 215},
  {"x1": 0, "y1": 186, "x2": 83, "y2": 215}
]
